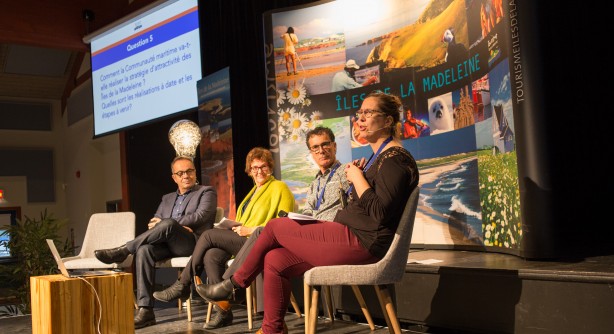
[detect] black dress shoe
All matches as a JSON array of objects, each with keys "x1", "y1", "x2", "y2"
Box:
[
  {"x1": 94, "y1": 245, "x2": 130, "y2": 264},
  {"x1": 153, "y1": 280, "x2": 190, "y2": 302},
  {"x1": 134, "y1": 307, "x2": 156, "y2": 329},
  {"x1": 195, "y1": 278, "x2": 236, "y2": 302},
  {"x1": 203, "y1": 304, "x2": 233, "y2": 329}
]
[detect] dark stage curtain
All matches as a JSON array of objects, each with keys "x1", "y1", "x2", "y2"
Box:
[
  {"x1": 125, "y1": 0, "x2": 317, "y2": 231},
  {"x1": 198, "y1": 0, "x2": 318, "y2": 201}
]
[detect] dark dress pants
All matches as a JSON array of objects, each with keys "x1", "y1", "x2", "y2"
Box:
[{"x1": 127, "y1": 219, "x2": 197, "y2": 308}]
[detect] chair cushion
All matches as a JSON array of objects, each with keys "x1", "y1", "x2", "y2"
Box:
[{"x1": 155, "y1": 256, "x2": 191, "y2": 268}]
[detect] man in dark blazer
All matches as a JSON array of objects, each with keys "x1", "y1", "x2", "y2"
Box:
[{"x1": 95, "y1": 156, "x2": 217, "y2": 328}]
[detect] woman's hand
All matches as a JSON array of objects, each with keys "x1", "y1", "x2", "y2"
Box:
[
  {"x1": 345, "y1": 163, "x2": 363, "y2": 184},
  {"x1": 345, "y1": 163, "x2": 370, "y2": 197},
  {"x1": 351, "y1": 157, "x2": 367, "y2": 170},
  {"x1": 232, "y1": 225, "x2": 252, "y2": 237}
]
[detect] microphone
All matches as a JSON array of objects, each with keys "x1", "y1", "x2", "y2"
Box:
[{"x1": 366, "y1": 126, "x2": 388, "y2": 133}]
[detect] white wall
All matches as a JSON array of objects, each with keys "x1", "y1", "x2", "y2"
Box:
[
  {"x1": 61, "y1": 80, "x2": 122, "y2": 250},
  {"x1": 0, "y1": 80, "x2": 122, "y2": 251},
  {"x1": 0, "y1": 98, "x2": 67, "y2": 224}
]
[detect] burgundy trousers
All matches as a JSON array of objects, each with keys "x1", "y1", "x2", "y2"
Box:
[{"x1": 232, "y1": 217, "x2": 379, "y2": 334}]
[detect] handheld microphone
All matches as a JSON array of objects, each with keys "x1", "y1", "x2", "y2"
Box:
[{"x1": 366, "y1": 126, "x2": 388, "y2": 133}]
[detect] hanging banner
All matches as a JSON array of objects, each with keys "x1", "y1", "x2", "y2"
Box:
[
  {"x1": 197, "y1": 67, "x2": 237, "y2": 219},
  {"x1": 264, "y1": 0, "x2": 524, "y2": 254}
]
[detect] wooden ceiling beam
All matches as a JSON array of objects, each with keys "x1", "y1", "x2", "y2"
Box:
[{"x1": 0, "y1": 0, "x2": 156, "y2": 51}]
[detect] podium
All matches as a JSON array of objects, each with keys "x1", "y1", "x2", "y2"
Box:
[{"x1": 30, "y1": 273, "x2": 134, "y2": 334}]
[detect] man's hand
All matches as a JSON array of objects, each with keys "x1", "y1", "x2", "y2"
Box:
[
  {"x1": 183, "y1": 226, "x2": 193, "y2": 233},
  {"x1": 148, "y1": 217, "x2": 161, "y2": 229}
]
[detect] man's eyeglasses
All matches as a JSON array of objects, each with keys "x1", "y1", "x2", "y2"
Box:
[
  {"x1": 172, "y1": 168, "x2": 196, "y2": 177},
  {"x1": 250, "y1": 165, "x2": 269, "y2": 173},
  {"x1": 355, "y1": 109, "x2": 382, "y2": 119},
  {"x1": 309, "y1": 141, "x2": 333, "y2": 153}
]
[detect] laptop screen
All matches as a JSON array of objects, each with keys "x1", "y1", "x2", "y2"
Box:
[{"x1": 46, "y1": 239, "x2": 72, "y2": 277}]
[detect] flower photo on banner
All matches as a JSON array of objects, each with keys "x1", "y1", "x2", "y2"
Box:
[{"x1": 276, "y1": 82, "x2": 323, "y2": 143}]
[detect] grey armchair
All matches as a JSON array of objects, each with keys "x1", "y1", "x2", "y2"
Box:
[
  {"x1": 303, "y1": 186, "x2": 419, "y2": 334},
  {"x1": 62, "y1": 212, "x2": 136, "y2": 270}
]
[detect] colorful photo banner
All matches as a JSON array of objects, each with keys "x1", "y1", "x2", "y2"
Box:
[{"x1": 264, "y1": 0, "x2": 521, "y2": 253}]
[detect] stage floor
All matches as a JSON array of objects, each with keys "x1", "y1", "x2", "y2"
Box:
[
  {"x1": 406, "y1": 249, "x2": 614, "y2": 281},
  {"x1": 2, "y1": 249, "x2": 613, "y2": 333},
  {"x1": 0, "y1": 301, "x2": 433, "y2": 334}
]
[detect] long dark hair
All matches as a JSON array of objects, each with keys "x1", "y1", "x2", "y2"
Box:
[{"x1": 286, "y1": 27, "x2": 294, "y2": 34}]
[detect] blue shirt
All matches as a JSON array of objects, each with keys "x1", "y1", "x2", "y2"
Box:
[{"x1": 171, "y1": 188, "x2": 194, "y2": 220}]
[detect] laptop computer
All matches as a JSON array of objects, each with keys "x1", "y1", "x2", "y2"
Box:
[{"x1": 46, "y1": 239, "x2": 119, "y2": 278}]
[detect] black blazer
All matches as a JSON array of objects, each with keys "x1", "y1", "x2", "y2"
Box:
[{"x1": 153, "y1": 184, "x2": 217, "y2": 236}]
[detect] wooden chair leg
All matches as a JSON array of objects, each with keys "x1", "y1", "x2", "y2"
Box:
[
  {"x1": 186, "y1": 293, "x2": 192, "y2": 322},
  {"x1": 177, "y1": 269, "x2": 192, "y2": 321},
  {"x1": 246, "y1": 284, "x2": 254, "y2": 329},
  {"x1": 251, "y1": 281, "x2": 258, "y2": 315},
  {"x1": 351, "y1": 285, "x2": 374, "y2": 330},
  {"x1": 193, "y1": 275, "x2": 211, "y2": 324},
  {"x1": 133, "y1": 292, "x2": 138, "y2": 310},
  {"x1": 374, "y1": 284, "x2": 401, "y2": 334},
  {"x1": 322, "y1": 286, "x2": 334, "y2": 322},
  {"x1": 290, "y1": 292, "x2": 302, "y2": 318},
  {"x1": 308, "y1": 286, "x2": 320, "y2": 334},
  {"x1": 304, "y1": 282, "x2": 311, "y2": 333}
]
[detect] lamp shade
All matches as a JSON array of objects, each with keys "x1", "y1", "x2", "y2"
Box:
[{"x1": 168, "y1": 120, "x2": 201, "y2": 158}]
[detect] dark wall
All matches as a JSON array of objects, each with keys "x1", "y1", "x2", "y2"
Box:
[
  {"x1": 125, "y1": 111, "x2": 200, "y2": 235},
  {"x1": 525, "y1": 3, "x2": 612, "y2": 257},
  {"x1": 124, "y1": 0, "x2": 316, "y2": 233}
]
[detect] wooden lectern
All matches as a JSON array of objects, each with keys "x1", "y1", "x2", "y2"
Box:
[{"x1": 30, "y1": 273, "x2": 134, "y2": 334}]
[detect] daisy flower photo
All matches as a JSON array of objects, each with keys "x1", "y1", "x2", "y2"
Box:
[
  {"x1": 277, "y1": 106, "x2": 295, "y2": 126},
  {"x1": 276, "y1": 88, "x2": 286, "y2": 107},
  {"x1": 277, "y1": 123, "x2": 288, "y2": 141},
  {"x1": 306, "y1": 111, "x2": 323, "y2": 130},
  {"x1": 289, "y1": 112, "x2": 309, "y2": 135},
  {"x1": 286, "y1": 84, "x2": 307, "y2": 105}
]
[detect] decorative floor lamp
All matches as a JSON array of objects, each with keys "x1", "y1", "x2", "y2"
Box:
[{"x1": 168, "y1": 120, "x2": 201, "y2": 158}]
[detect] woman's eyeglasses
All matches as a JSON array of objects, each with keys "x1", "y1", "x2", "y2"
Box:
[
  {"x1": 309, "y1": 141, "x2": 333, "y2": 153},
  {"x1": 355, "y1": 109, "x2": 382, "y2": 119},
  {"x1": 172, "y1": 168, "x2": 196, "y2": 177},
  {"x1": 250, "y1": 165, "x2": 269, "y2": 173}
]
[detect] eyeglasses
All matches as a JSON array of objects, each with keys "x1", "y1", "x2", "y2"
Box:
[
  {"x1": 172, "y1": 168, "x2": 196, "y2": 177},
  {"x1": 309, "y1": 141, "x2": 333, "y2": 153},
  {"x1": 355, "y1": 109, "x2": 382, "y2": 119},
  {"x1": 250, "y1": 165, "x2": 269, "y2": 173}
]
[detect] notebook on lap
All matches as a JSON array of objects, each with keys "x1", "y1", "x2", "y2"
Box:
[{"x1": 46, "y1": 239, "x2": 119, "y2": 278}]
